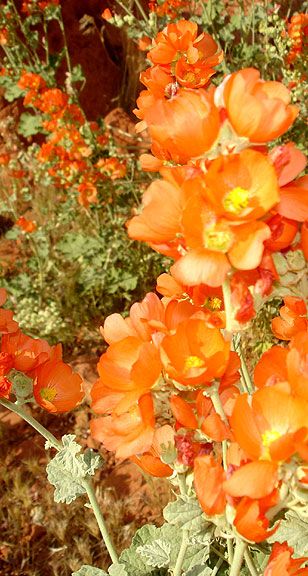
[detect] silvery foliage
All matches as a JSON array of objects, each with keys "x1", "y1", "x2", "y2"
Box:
[{"x1": 46, "y1": 434, "x2": 103, "y2": 504}]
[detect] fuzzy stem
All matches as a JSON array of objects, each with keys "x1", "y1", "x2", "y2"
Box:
[
  {"x1": 177, "y1": 473, "x2": 187, "y2": 496},
  {"x1": 82, "y1": 478, "x2": 119, "y2": 564},
  {"x1": 173, "y1": 529, "x2": 189, "y2": 576},
  {"x1": 133, "y1": 0, "x2": 148, "y2": 22},
  {"x1": 212, "y1": 558, "x2": 224, "y2": 576},
  {"x1": 244, "y1": 548, "x2": 260, "y2": 576},
  {"x1": 0, "y1": 398, "x2": 62, "y2": 450},
  {"x1": 229, "y1": 539, "x2": 247, "y2": 576},
  {"x1": 238, "y1": 344, "x2": 254, "y2": 394},
  {"x1": 210, "y1": 385, "x2": 229, "y2": 470}
]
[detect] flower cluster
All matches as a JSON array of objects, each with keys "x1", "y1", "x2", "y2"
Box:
[
  {"x1": 17, "y1": 71, "x2": 127, "y2": 207},
  {"x1": 0, "y1": 289, "x2": 84, "y2": 412},
  {"x1": 90, "y1": 18, "x2": 308, "y2": 548},
  {"x1": 129, "y1": 22, "x2": 307, "y2": 323},
  {"x1": 286, "y1": 13, "x2": 308, "y2": 64},
  {"x1": 21, "y1": 0, "x2": 59, "y2": 15},
  {"x1": 148, "y1": 0, "x2": 191, "y2": 19}
]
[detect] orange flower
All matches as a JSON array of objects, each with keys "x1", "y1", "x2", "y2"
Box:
[
  {"x1": 264, "y1": 542, "x2": 308, "y2": 575},
  {"x1": 18, "y1": 71, "x2": 46, "y2": 92},
  {"x1": 222, "y1": 68, "x2": 298, "y2": 142},
  {"x1": 270, "y1": 142, "x2": 306, "y2": 188},
  {"x1": 265, "y1": 214, "x2": 298, "y2": 252},
  {"x1": 102, "y1": 292, "x2": 165, "y2": 345},
  {"x1": 255, "y1": 333, "x2": 308, "y2": 402},
  {"x1": 36, "y1": 88, "x2": 69, "y2": 114},
  {"x1": 127, "y1": 169, "x2": 190, "y2": 258},
  {"x1": 148, "y1": 20, "x2": 223, "y2": 89},
  {"x1": 102, "y1": 8, "x2": 112, "y2": 20},
  {"x1": 230, "y1": 386, "x2": 308, "y2": 462},
  {"x1": 287, "y1": 13, "x2": 308, "y2": 64},
  {"x1": 138, "y1": 36, "x2": 152, "y2": 51},
  {"x1": 233, "y1": 495, "x2": 278, "y2": 542},
  {"x1": 1, "y1": 330, "x2": 54, "y2": 373},
  {"x1": 271, "y1": 297, "x2": 308, "y2": 340},
  {"x1": 90, "y1": 394, "x2": 155, "y2": 459},
  {"x1": 16, "y1": 216, "x2": 37, "y2": 233},
  {"x1": 254, "y1": 346, "x2": 288, "y2": 389},
  {"x1": 276, "y1": 175, "x2": 308, "y2": 223},
  {"x1": 137, "y1": 88, "x2": 220, "y2": 163},
  {"x1": 194, "y1": 455, "x2": 226, "y2": 515},
  {"x1": 91, "y1": 337, "x2": 162, "y2": 414},
  {"x1": 202, "y1": 149, "x2": 280, "y2": 222},
  {"x1": 160, "y1": 318, "x2": 230, "y2": 387},
  {"x1": 170, "y1": 151, "x2": 278, "y2": 287},
  {"x1": 223, "y1": 460, "x2": 278, "y2": 499},
  {"x1": 131, "y1": 425, "x2": 174, "y2": 477},
  {"x1": 33, "y1": 360, "x2": 84, "y2": 413},
  {"x1": 0, "y1": 376, "x2": 12, "y2": 399}
]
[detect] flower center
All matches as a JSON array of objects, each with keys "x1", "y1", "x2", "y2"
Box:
[
  {"x1": 206, "y1": 296, "x2": 222, "y2": 310},
  {"x1": 262, "y1": 429, "x2": 281, "y2": 447},
  {"x1": 40, "y1": 387, "x2": 57, "y2": 402},
  {"x1": 184, "y1": 355, "x2": 205, "y2": 372},
  {"x1": 203, "y1": 225, "x2": 233, "y2": 253},
  {"x1": 223, "y1": 186, "x2": 249, "y2": 215}
]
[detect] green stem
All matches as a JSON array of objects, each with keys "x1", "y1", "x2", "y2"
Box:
[
  {"x1": 222, "y1": 277, "x2": 233, "y2": 333},
  {"x1": 177, "y1": 473, "x2": 187, "y2": 496},
  {"x1": 229, "y1": 539, "x2": 247, "y2": 576},
  {"x1": 133, "y1": 0, "x2": 148, "y2": 22},
  {"x1": 238, "y1": 344, "x2": 254, "y2": 394},
  {"x1": 82, "y1": 478, "x2": 119, "y2": 564},
  {"x1": 212, "y1": 558, "x2": 224, "y2": 576},
  {"x1": 210, "y1": 385, "x2": 229, "y2": 470},
  {"x1": 43, "y1": 17, "x2": 50, "y2": 65},
  {"x1": 9, "y1": 0, "x2": 41, "y2": 66},
  {"x1": 0, "y1": 398, "x2": 119, "y2": 564},
  {"x1": 227, "y1": 538, "x2": 234, "y2": 565},
  {"x1": 173, "y1": 529, "x2": 189, "y2": 576},
  {"x1": 244, "y1": 548, "x2": 260, "y2": 576},
  {"x1": 0, "y1": 398, "x2": 62, "y2": 450}
]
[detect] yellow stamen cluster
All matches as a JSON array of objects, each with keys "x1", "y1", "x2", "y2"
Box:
[
  {"x1": 223, "y1": 186, "x2": 249, "y2": 215},
  {"x1": 40, "y1": 387, "x2": 57, "y2": 402},
  {"x1": 261, "y1": 429, "x2": 281, "y2": 459},
  {"x1": 204, "y1": 227, "x2": 233, "y2": 252},
  {"x1": 184, "y1": 355, "x2": 205, "y2": 372}
]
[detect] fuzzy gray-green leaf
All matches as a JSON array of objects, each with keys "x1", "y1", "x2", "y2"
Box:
[
  {"x1": 46, "y1": 435, "x2": 103, "y2": 504},
  {"x1": 267, "y1": 510, "x2": 308, "y2": 556},
  {"x1": 137, "y1": 539, "x2": 171, "y2": 568},
  {"x1": 163, "y1": 497, "x2": 210, "y2": 532}
]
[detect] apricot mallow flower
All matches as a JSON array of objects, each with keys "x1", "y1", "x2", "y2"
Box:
[{"x1": 222, "y1": 68, "x2": 298, "y2": 142}]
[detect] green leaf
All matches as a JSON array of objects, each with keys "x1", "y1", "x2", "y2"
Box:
[
  {"x1": 119, "y1": 521, "x2": 210, "y2": 575},
  {"x1": 268, "y1": 510, "x2": 308, "y2": 556},
  {"x1": 108, "y1": 565, "x2": 129, "y2": 576},
  {"x1": 163, "y1": 497, "x2": 210, "y2": 532},
  {"x1": 72, "y1": 566, "x2": 107, "y2": 576},
  {"x1": 136, "y1": 539, "x2": 171, "y2": 568},
  {"x1": 70, "y1": 64, "x2": 85, "y2": 84},
  {"x1": 2, "y1": 82, "x2": 25, "y2": 102},
  {"x1": 120, "y1": 524, "x2": 176, "y2": 575},
  {"x1": 5, "y1": 227, "x2": 22, "y2": 240},
  {"x1": 46, "y1": 435, "x2": 103, "y2": 504},
  {"x1": 18, "y1": 113, "x2": 43, "y2": 137}
]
